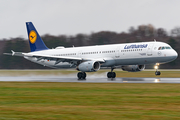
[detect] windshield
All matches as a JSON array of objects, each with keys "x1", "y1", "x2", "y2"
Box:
[{"x1": 158, "y1": 46, "x2": 172, "y2": 50}]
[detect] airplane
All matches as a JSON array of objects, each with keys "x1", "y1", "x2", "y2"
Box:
[{"x1": 4, "y1": 22, "x2": 178, "y2": 79}]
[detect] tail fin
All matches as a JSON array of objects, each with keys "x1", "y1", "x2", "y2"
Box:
[{"x1": 26, "y1": 22, "x2": 48, "y2": 52}]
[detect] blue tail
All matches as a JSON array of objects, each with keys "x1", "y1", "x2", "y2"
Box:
[{"x1": 26, "y1": 22, "x2": 48, "y2": 52}]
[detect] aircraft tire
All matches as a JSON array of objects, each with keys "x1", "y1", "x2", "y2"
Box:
[
  {"x1": 82, "y1": 72, "x2": 86, "y2": 79},
  {"x1": 112, "y1": 72, "x2": 116, "y2": 78},
  {"x1": 77, "y1": 72, "x2": 86, "y2": 80},
  {"x1": 107, "y1": 72, "x2": 112, "y2": 78},
  {"x1": 77, "y1": 72, "x2": 82, "y2": 79},
  {"x1": 155, "y1": 71, "x2": 161, "y2": 76},
  {"x1": 107, "y1": 72, "x2": 116, "y2": 78}
]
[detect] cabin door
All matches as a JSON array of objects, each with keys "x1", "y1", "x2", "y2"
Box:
[
  {"x1": 115, "y1": 47, "x2": 120, "y2": 58},
  {"x1": 147, "y1": 43, "x2": 154, "y2": 56},
  {"x1": 78, "y1": 51, "x2": 82, "y2": 58}
]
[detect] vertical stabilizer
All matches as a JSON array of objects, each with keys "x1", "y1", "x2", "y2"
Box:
[{"x1": 26, "y1": 22, "x2": 48, "y2": 52}]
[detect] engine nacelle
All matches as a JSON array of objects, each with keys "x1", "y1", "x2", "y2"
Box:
[
  {"x1": 122, "y1": 65, "x2": 145, "y2": 72},
  {"x1": 77, "y1": 61, "x2": 100, "y2": 72}
]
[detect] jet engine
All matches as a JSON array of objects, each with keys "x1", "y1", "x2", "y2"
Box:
[
  {"x1": 77, "y1": 61, "x2": 100, "y2": 72},
  {"x1": 122, "y1": 65, "x2": 145, "y2": 72}
]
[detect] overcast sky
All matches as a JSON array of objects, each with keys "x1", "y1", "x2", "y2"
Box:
[{"x1": 0, "y1": 0, "x2": 180, "y2": 39}]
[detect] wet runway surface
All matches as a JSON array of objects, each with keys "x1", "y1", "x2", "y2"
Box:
[{"x1": 0, "y1": 76, "x2": 180, "y2": 83}]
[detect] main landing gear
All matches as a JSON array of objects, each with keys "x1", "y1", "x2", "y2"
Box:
[
  {"x1": 107, "y1": 67, "x2": 116, "y2": 78},
  {"x1": 154, "y1": 63, "x2": 161, "y2": 76},
  {"x1": 77, "y1": 72, "x2": 86, "y2": 80}
]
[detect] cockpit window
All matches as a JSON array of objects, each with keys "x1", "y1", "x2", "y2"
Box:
[
  {"x1": 165, "y1": 47, "x2": 171, "y2": 49},
  {"x1": 158, "y1": 46, "x2": 172, "y2": 50},
  {"x1": 158, "y1": 47, "x2": 161, "y2": 50}
]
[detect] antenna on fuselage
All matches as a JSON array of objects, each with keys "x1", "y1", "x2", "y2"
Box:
[{"x1": 154, "y1": 39, "x2": 156, "y2": 42}]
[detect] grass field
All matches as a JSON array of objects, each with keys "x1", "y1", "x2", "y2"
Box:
[{"x1": 0, "y1": 82, "x2": 180, "y2": 120}]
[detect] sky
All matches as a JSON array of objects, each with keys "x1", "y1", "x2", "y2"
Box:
[{"x1": 0, "y1": 0, "x2": 180, "y2": 39}]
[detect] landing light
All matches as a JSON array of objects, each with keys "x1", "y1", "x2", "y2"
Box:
[
  {"x1": 156, "y1": 63, "x2": 160, "y2": 66},
  {"x1": 154, "y1": 66, "x2": 158, "y2": 69}
]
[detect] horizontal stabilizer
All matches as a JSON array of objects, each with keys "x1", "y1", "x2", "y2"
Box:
[{"x1": 3, "y1": 50, "x2": 24, "y2": 57}]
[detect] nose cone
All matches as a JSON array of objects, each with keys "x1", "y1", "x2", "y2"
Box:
[
  {"x1": 165, "y1": 49, "x2": 178, "y2": 63},
  {"x1": 172, "y1": 50, "x2": 178, "y2": 60}
]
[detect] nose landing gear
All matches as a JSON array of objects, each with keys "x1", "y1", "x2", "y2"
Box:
[
  {"x1": 154, "y1": 63, "x2": 161, "y2": 76},
  {"x1": 155, "y1": 71, "x2": 161, "y2": 75}
]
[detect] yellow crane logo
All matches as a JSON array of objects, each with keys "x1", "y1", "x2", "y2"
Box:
[{"x1": 29, "y1": 30, "x2": 37, "y2": 44}]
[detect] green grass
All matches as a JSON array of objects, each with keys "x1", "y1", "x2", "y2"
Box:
[{"x1": 0, "y1": 82, "x2": 180, "y2": 120}]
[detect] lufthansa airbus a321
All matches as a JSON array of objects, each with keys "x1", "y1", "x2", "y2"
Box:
[{"x1": 4, "y1": 22, "x2": 178, "y2": 79}]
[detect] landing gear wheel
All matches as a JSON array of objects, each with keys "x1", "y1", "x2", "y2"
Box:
[
  {"x1": 107, "y1": 72, "x2": 116, "y2": 78},
  {"x1": 107, "y1": 72, "x2": 112, "y2": 78},
  {"x1": 77, "y1": 72, "x2": 82, "y2": 79},
  {"x1": 82, "y1": 72, "x2": 86, "y2": 79},
  {"x1": 155, "y1": 71, "x2": 161, "y2": 76},
  {"x1": 77, "y1": 72, "x2": 86, "y2": 80},
  {"x1": 112, "y1": 72, "x2": 116, "y2": 78}
]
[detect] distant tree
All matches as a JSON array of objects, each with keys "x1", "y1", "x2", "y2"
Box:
[
  {"x1": 90, "y1": 31, "x2": 118, "y2": 45},
  {"x1": 42, "y1": 34, "x2": 69, "y2": 48},
  {"x1": 168, "y1": 38, "x2": 177, "y2": 49},
  {"x1": 128, "y1": 26, "x2": 135, "y2": 34},
  {"x1": 157, "y1": 28, "x2": 167, "y2": 37},
  {"x1": 171, "y1": 27, "x2": 180, "y2": 37},
  {"x1": 1, "y1": 38, "x2": 29, "y2": 68},
  {"x1": 137, "y1": 24, "x2": 156, "y2": 37},
  {"x1": 75, "y1": 34, "x2": 89, "y2": 46}
]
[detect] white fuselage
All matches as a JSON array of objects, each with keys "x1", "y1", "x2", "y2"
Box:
[{"x1": 24, "y1": 41, "x2": 178, "y2": 69}]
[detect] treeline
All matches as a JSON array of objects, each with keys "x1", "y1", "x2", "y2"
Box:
[{"x1": 0, "y1": 24, "x2": 180, "y2": 69}]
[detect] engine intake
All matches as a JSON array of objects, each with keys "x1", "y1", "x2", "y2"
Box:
[
  {"x1": 122, "y1": 65, "x2": 145, "y2": 72},
  {"x1": 77, "y1": 61, "x2": 100, "y2": 72}
]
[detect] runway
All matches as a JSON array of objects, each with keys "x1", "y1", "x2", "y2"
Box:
[{"x1": 0, "y1": 75, "x2": 180, "y2": 83}]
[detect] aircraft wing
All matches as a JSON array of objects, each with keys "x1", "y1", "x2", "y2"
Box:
[
  {"x1": 24, "y1": 53, "x2": 82, "y2": 64},
  {"x1": 25, "y1": 53, "x2": 105, "y2": 63},
  {"x1": 4, "y1": 51, "x2": 105, "y2": 65}
]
